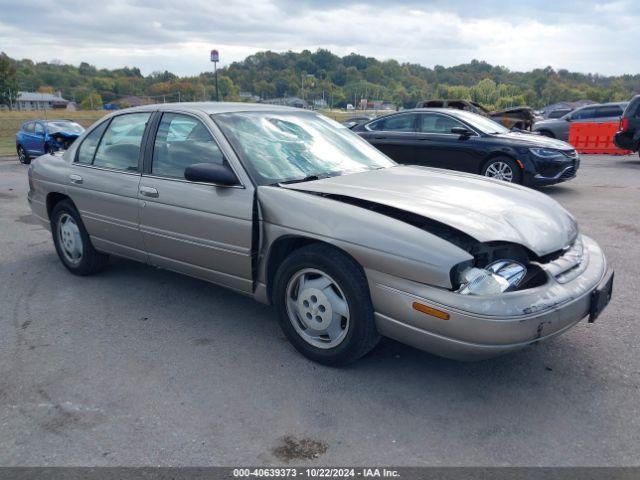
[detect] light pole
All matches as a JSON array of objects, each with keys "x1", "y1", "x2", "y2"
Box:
[{"x1": 210, "y1": 49, "x2": 220, "y2": 101}]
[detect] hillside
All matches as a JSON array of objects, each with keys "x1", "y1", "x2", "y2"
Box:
[{"x1": 2, "y1": 49, "x2": 639, "y2": 110}]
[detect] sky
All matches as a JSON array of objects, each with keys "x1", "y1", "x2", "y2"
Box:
[{"x1": 0, "y1": 0, "x2": 637, "y2": 76}]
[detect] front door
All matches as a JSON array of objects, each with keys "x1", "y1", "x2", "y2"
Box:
[
  {"x1": 67, "y1": 112, "x2": 150, "y2": 262},
  {"x1": 138, "y1": 112, "x2": 254, "y2": 294},
  {"x1": 413, "y1": 113, "x2": 480, "y2": 173}
]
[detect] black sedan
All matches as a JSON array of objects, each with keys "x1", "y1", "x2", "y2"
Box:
[{"x1": 353, "y1": 108, "x2": 579, "y2": 186}]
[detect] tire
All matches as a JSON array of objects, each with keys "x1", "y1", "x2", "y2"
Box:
[
  {"x1": 17, "y1": 145, "x2": 30, "y2": 164},
  {"x1": 482, "y1": 156, "x2": 522, "y2": 184},
  {"x1": 273, "y1": 244, "x2": 380, "y2": 366},
  {"x1": 538, "y1": 130, "x2": 554, "y2": 138},
  {"x1": 50, "y1": 200, "x2": 109, "y2": 275}
]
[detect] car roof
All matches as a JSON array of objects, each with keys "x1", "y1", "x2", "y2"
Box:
[
  {"x1": 121, "y1": 101, "x2": 302, "y2": 115},
  {"x1": 575, "y1": 102, "x2": 628, "y2": 109}
]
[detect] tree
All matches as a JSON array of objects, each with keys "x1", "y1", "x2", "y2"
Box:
[
  {"x1": 0, "y1": 52, "x2": 18, "y2": 108},
  {"x1": 80, "y1": 92, "x2": 103, "y2": 110}
]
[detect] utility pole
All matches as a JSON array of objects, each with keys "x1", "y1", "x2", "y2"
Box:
[{"x1": 210, "y1": 49, "x2": 220, "y2": 101}]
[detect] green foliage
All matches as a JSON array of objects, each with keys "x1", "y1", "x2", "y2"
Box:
[
  {"x1": 1, "y1": 49, "x2": 639, "y2": 111},
  {"x1": 0, "y1": 52, "x2": 19, "y2": 108}
]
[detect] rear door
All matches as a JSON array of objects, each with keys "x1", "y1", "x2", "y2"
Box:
[
  {"x1": 413, "y1": 112, "x2": 481, "y2": 173},
  {"x1": 593, "y1": 105, "x2": 624, "y2": 122},
  {"x1": 138, "y1": 111, "x2": 254, "y2": 294},
  {"x1": 67, "y1": 112, "x2": 150, "y2": 262},
  {"x1": 359, "y1": 113, "x2": 418, "y2": 163}
]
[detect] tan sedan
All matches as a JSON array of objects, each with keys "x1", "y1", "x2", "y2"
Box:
[{"x1": 27, "y1": 103, "x2": 613, "y2": 365}]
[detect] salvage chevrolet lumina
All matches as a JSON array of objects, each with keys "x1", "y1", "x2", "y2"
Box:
[{"x1": 27, "y1": 103, "x2": 614, "y2": 365}]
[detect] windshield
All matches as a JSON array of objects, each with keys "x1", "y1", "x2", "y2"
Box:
[
  {"x1": 452, "y1": 110, "x2": 510, "y2": 134},
  {"x1": 213, "y1": 111, "x2": 395, "y2": 185},
  {"x1": 46, "y1": 121, "x2": 84, "y2": 134}
]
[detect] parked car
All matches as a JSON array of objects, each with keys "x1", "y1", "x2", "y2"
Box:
[
  {"x1": 613, "y1": 95, "x2": 640, "y2": 157},
  {"x1": 545, "y1": 108, "x2": 573, "y2": 119},
  {"x1": 417, "y1": 100, "x2": 536, "y2": 131},
  {"x1": 353, "y1": 108, "x2": 579, "y2": 186},
  {"x1": 532, "y1": 102, "x2": 627, "y2": 140},
  {"x1": 16, "y1": 120, "x2": 85, "y2": 164},
  {"x1": 27, "y1": 103, "x2": 613, "y2": 365}
]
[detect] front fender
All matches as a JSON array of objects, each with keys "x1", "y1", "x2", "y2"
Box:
[{"x1": 257, "y1": 186, "x2": 473, "y2": 289}]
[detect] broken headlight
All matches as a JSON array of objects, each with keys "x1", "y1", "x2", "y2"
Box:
[{"x1": 457, "y1": 260, "x2": 527, "y2": 295}]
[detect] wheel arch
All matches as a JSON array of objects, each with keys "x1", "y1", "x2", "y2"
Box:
[
  {"x1": 480, "y1": 151, "x2": 520, "y2": 174},
  {"x1": 264, "y1": 235, "x2": 362, "y2": 302},
  {"x1": 46, "y1": 192, "x2": 74, "y2": 219}
]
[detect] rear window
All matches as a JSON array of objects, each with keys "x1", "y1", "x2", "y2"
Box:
[{"x1": 367, "y1": 114, "x2": 416, "y2": 132}]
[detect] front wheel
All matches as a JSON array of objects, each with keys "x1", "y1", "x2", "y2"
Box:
[
  {"x1": 482, "y1": 157, "x2": 522, "y2": 184},
  {"x1": 51, "y1": 200, "x2": 109, "y2": 275},
  {"x1": 273, "y1": 244, "x2": 380, "y2": 366},
  {"x1": 17, "y1": 146, "x2": 30, "y2": 164}
]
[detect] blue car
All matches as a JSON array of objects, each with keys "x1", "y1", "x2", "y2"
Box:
[{"x1": 16, "y1": 119, "x2": 85, "y2": 164}]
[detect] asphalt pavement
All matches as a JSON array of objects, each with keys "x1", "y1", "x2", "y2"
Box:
[{"x1": 0, "y1": 154, "x2": 639, "y2": 466}]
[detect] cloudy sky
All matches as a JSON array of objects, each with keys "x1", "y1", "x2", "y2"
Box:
[{"x1": 0, "y1": 0, "x2": 637, "y2": 76}]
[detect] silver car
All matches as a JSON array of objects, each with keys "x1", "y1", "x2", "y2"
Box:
[
  {"x1": 533, "y1": 102, "x2": 627, "y2": 140},
  {"x1": 27, "y1": 103, "x2": 614, "y2": 365}
]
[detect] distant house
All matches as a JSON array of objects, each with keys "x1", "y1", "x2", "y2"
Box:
[
  {"x1": 260, "y1": 96, "x2": 308, "y2": 108},
  {"x1": 16, "y1": 91, "x2": 70, "y2": 110},
  {"x1": 313, "y1": 98, "x2": 328, "y2": 109}
]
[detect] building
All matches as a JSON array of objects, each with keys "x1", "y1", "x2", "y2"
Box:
[{"x1": 16, "y1": 91, "x2": 70, "y2": 110}]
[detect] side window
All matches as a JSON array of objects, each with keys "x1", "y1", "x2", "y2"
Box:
[
  {"x1": 24, "y1": 122, "x2": 35, "y2": 133},
  {"x1": 419, "y1": 114, "x2": 466, "y2": 134},
  {"x1": 595, "y1": 106, "x2": 622, "y2": 118},
  {"x1": 368, "y1": 114, "x2": 416, "y2": 132},
  {"x1": 152, "y1": 113, "x2": 225, "y2": 178},
  {"x1": 76, "y1": 120, "x2": 109, "y2": 165},
  {"x1": 93, "y1": 113, "x2": 151, "y2": 172},
  {"x1": 34, "y1": 123, "x2": 44, "y2": 135},
  {"x1": 572, "y1": 108, "x2": 596, "y2": 120}
]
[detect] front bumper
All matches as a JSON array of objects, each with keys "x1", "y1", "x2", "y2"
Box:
[
  {"x1": 526, "y1": 155, "x2": 580, "y2": 186},
  {"x1": 367, "y1": 235, "x2": 609, "y2": 361}
]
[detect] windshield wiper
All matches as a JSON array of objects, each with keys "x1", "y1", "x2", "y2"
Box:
[{"x1": 278, "y1": 175, "x2": 321, "y2": 185}]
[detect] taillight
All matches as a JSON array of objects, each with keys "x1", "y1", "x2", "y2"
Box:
[{"x1": 620, "y1": 118, "x2": 629, "y2": 131}]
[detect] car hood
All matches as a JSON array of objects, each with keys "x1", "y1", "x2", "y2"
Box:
[
  {"x1": 282, "y1": 165, "x2": 578, "y2": 257},
  {"x1": 488, "y1": 131, "x2": 573, "y2": 149}
]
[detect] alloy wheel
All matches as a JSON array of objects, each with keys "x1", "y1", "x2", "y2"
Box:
[
  {"x1": 485, "y1": 161, "x2": 514, "y2": 182},
  {"x1": 285, "y1": 268, "x2": 350, "y2": 349}
]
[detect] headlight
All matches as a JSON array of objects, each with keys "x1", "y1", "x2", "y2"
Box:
[
  {"x1": 457, "y1": 260, "x2": 527, "y2": 295},
  {"x1": 529, "y1": 147, "x2": 564, "y2": 159}
]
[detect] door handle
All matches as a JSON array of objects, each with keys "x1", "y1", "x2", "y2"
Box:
[
  {"x1": 139, "y1": 186, "x2": 159, "y2": 198},
  {"x1": 69, "y1": 174, "x2": 83, "y2": 184}
]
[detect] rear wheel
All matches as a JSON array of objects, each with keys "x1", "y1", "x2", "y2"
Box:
[
  {"x1": 273, "y1": 244, "x2": 380, "y2": 366},
  {"x1": 17, "y1": 146, "x2": 29, "y2": 164},
  {"x1": 482, "y1": 157, "x2": 522, "y2": 184},
  {"x1": 51, "y1": 200, "x2": 109, "y2": 275}
]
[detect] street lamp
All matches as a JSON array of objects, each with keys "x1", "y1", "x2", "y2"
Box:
[{"x1": 210, "y1": 49, "x2": 220, "y2": 102}]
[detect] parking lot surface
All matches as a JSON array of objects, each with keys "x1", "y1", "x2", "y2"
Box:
[{"x1": 1, "y1": 154, "x2": 639, "y2": 466}]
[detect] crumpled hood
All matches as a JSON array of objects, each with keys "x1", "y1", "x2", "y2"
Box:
[{"x1": 283, "y1": 165, "x2": 578, "y2": 256}]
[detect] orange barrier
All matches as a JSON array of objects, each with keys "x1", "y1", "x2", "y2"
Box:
[{"x1": 568, "y1": 122, "x2": 632, "y2": 155}]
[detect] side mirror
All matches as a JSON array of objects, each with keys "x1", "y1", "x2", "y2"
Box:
[
  {"x1": 184, "y1": 162, "x2": 239, "y2": 186},
  {"x1": 451, "y1": 127, "x2": 473, "y2": 137}
]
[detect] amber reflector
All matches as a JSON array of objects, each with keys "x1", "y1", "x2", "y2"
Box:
[{"x1": 412, "y1": 302, "x2": 450, "y2": 320}]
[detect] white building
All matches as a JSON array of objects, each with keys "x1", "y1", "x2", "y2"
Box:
[{"x1": 16, "y1": 91, "x2": 70, "y2": 111}]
